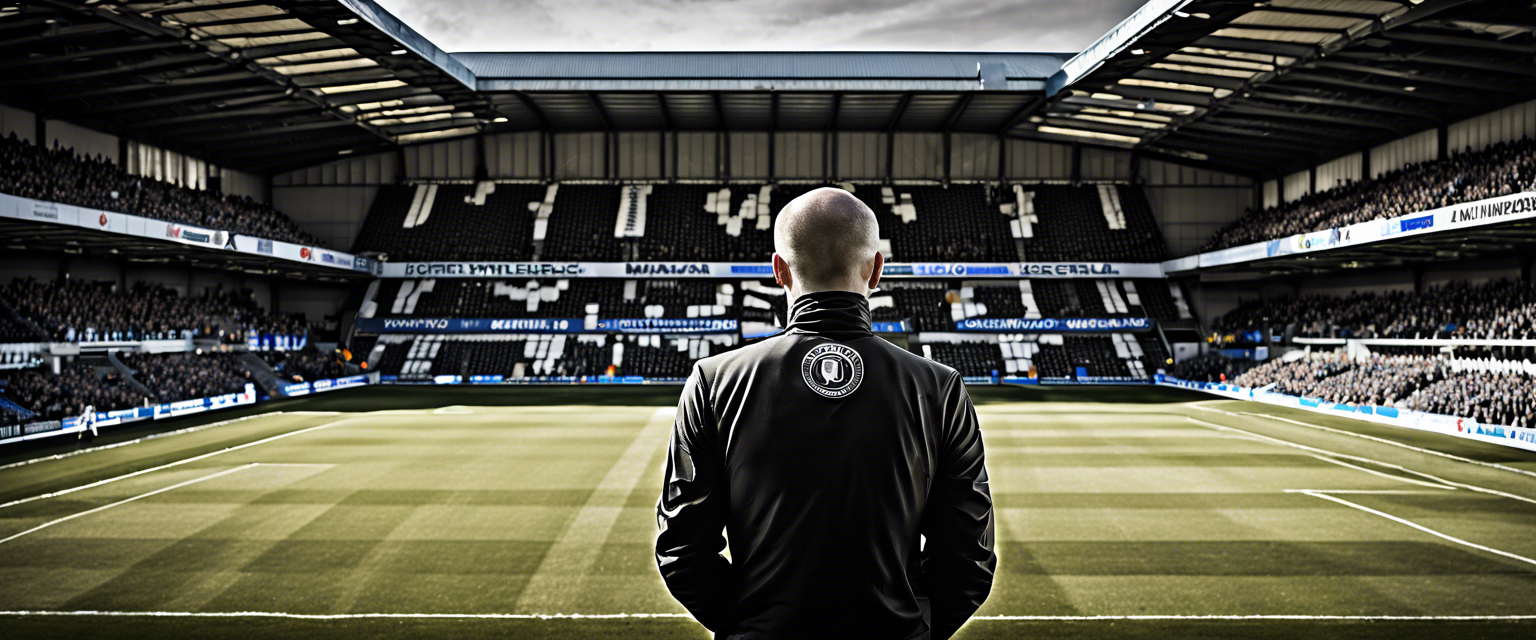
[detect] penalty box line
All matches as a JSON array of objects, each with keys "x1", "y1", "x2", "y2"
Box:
[
  {"x1": 1, "y1": 611, "x2": 1535, "y2": 622},
  {"x1": 0, "y1": 416, "x2": 363, "y2": 511},
  {"x1": 0, "y1": 464, "x2": 263, "y2": 546}
]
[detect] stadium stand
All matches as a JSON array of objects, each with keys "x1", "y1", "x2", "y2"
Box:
[
  {"x1": 0, "y1": 134, "x2": 323, "y2": 247},
  {"x1": 0, "y1": 363, "x2": 145, "y2": 425},
  {"x1": 1233, "y1": 351, "x2": 1534, "y2": 429},
  {"x1": 540, "y1": 185, "x2": 627, "y2": 261},
  {"x1": 120, "y1": 352, "x2": 252, "y2": 405},
  {"x1": 351, "y1": 184, "x2": 544, "y2": 261},
  {"x1": 1215, "y1": 279, "x2": 1536, "y2": 342},
  {"x1": 377, "y1": 334, "x2": 737, "y2": 381},
  {"x1": 373, "y1": 279, "x2": 738, "y2": 323},
  {"x1": 1022, "y1": 185, "x2": 1169, "y2": 262},
  {"x1": 1198, "y1": 137, "x2": 1536, "y2": 255},
  {"x1": 265, "y1": 346, "x2": 349, "y2": 383},
  {"x1": 2, "y1": 279, "x2": 309, "y2": 344},
  {"x1": 639, "y1": 185, "x2": 776, "y2": 261}
]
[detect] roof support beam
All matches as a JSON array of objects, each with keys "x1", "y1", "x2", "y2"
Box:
[
  {"x1": 7, "y1": 52, "x2": 212, "y2": 86},
  {"x1": 1219, "y1": 104, "x2": 1404, "y2": 133},
  {"x1": 151, "y1": 1, "x2": 279, "y2": 16},
  {"x1": 1309, "y1": 59, "x2": 1526, "y2": 93},
  {"x1": 884, "y1": 93, "x2": 913, "y2": 131},
  {"x1": 1246, "y1": 6, "x2": 1390, "y2": 20},
  {"x1": 176, "y1": 14, "x2": 295, "y2": 29},
  {"x1": 73, "y1": 84, "x2": 280, "y2": 114},
  {"x1": 0, "y1": 40, "x2": 185, "y2": 71},
  {"x1": 587, "y1": 92, "x2": 613, "y2": 131},
  {"x1": 1380, "y1": 31, "x2": 1536, "y2": 54},
  {"x1": 512, "y1": 92, "x2": 552, "y2": 131},
  {"x1": 1333, "y1": 50, "x2": 1536, "y2": 77},
  {"x1": 1246, "y1": 89, "x2": 1438, "y2": 120},
  {"x1": 941, "y1": 93, "x2": 974, "y2": 132},
  {"x1": 995, "y1": 96, "x2": 1043, "y2": 135},
  {"x1": 655, "y1": 93, "x2": 674, "y2": 130},
  {"x1": 711, "y1": 92, "x2": 725, "y2": 130},
  {"x1": 1283, "y1": 72, "x2": 1461, "y2": 102}
]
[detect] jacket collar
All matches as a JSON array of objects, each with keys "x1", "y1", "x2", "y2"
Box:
[{"x1": 785, "y1": 290, "x2": 874, "y2": 340}]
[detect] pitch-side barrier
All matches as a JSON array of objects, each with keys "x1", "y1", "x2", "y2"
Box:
[{"x1": 1155, "y1": 374, "x2": 1536, "y2": 454}]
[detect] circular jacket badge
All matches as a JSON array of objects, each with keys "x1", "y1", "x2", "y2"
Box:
[{"x1": 801, "y1": 343, "x2": 864, "y2": 399}]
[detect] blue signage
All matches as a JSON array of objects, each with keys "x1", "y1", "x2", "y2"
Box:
[
  {"x1": 596, "y1": 318, "x2": 738, "y2": 333},
  {"x1": 954, "y1": 317, "x2": 1153, "y2": 332}
]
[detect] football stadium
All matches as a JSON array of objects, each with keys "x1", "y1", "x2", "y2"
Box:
[{"x1": 2, "y1": 0, "x2": 1536, "y2": 638}]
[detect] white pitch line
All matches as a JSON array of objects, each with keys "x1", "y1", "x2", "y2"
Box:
[
  {"x1": 0, "y1": 417, "x2": 360, "y2": 511},
  {"x1": 1192, "y1": 403, "x2": 1536, "y2": 480},
  {"x1": 0, "y1": 611, "x2": 1534, "y2": 622},
  {"x1": 514, "y1": 406, "x2": 675, "y2": 614},
  {"x1": 0, "y1": 464, "x2": 260, "y2": 546},
  {"x1": 1306, "y1": 455, "x2": 1456, "y2": 490},
  {"x1": 1185, "y1": 417, "x2": 1536, "y2": 507},
  {"x1": 0, "y1": 411, "x2": 325, "y2": 472},
  {"x1": 1299, "y1": 491, "x2": 1536, "y2": 569}
]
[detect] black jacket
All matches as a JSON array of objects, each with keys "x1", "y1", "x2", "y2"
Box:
[{"x1": 656, "y1": 291, "x2": 996, "y2": 640}]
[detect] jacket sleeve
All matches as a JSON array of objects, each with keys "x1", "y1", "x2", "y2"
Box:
[
  {"x1": 655, "y1": 364, "x2": 733, "y2": 630},
  {"x1": 921, "y1": 371, "x2": 997, "y2": 640}
]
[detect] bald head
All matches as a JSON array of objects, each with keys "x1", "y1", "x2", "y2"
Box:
[{"x1": 773, "y1": 187, "x2": 883, "y2": 298}]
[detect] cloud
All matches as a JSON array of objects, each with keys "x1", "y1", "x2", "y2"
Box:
[{"x1": 373, "y1": 0, "x2": 1142, "y2": 53}]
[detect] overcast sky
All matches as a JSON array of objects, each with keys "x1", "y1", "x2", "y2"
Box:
[{"x1": 372, "y1": 0, "x2": 1145, "y2": 53}]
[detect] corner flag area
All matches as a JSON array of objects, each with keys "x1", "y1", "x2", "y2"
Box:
[{"x1": 1, "y1": 386, "x2": 1533, "y2": 640}]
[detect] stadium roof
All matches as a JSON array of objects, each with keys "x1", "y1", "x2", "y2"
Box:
[
  {"x1": 1028, "y1": 0, "x2": 1536, "y2": 177},
  {"x1": 0, "y1": 1, "x2": 1067, "y2": 175}
]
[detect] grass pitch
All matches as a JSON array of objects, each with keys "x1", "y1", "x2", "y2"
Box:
[{"x1": 1, "y1": 385, "x2": 1535, "y2": 639}]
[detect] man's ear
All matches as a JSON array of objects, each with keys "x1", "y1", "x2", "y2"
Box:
[
  {"x1": 772, "y1": 253, "x2": 792, "y2": 292},
  {"x1": 866, "y1": 251, "x2": 884, "y2": 292}
]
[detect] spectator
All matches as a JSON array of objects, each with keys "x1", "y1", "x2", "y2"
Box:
[
  {"x1": 2, "y1": 278, "x2": 307, "y2": 344},
  {"x1": 1197, "y1": 137, "x2": 1536, "y2": 255},
  {"x1": 0, "y1": 133, "x2": 324, "y2": 247}
]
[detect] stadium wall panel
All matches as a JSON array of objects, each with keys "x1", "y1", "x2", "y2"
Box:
[
  {"x1": 1139, "y1": 159, "x2": 1249, "y2": 187},
  {"x1": 673, "y1": 132, "x2": 717, "y2": 179},
  {"x1": 1449, "y1": 98, "x2": 1536, "y2": 155},
  {"x1": 1262, "y1": 179, "x2": 1278, "y2": 209},
  {"x1": 730, "y1": 132, "x2": 770, "y2": 179},
  {"x1": 950, "y1": 134, "x2": 999, "y2": 180},
  {"x1": 1423, "y1": 256, "x2": 1526, "y2": 289},
  {"x1": 406, "y1": 137, "x2": 478, "y2": 180},
  {"x1": 126, "y1": 140, "x2": 207, "y2": 190},
  {"x1": 845, "y1": 132, "x2": 893, "y2": 179},
  {"x1": 1314, "y1": 152, "x2": 1361, "y2": 193},
  {"x1": 774, "y1": 132, "x2": 824, "y2": 178},
  {"x1": 1281, "y1": 169, "x2": 1310, "y2": 203},
  {"x1": 485, "y1": 131, "x2": 543, "y2": 178},
  {"x1": 274, "y1": 152, "x2": 400, "y2": 186},
  {"x1": 220, "y1": 168, "x2": 269, "y2": 204},
  {"x1": 0, "y1": 251, "x2": 59, "y2": 282},
  {"x1": 46, "y1": 119, "x2": 117, "y2": 167},
  {"x1": 1079, "y1": 146, "x2": 1131, "y2": 181},
  {"x1": 0, "y1": 103, "x2": 35, "y2": 144},
  {"x1": 1142, "y1": 186, "x2": 1252, "y2": 257},
  {"x1": 271, "y1": 185, "x2": 378, "y2": 251},
  {"x1": 1003, "y1": 138, "x2": 1071, "y2": 180},
  {"x1": 1370, "y1": 128, "x2": 1438, "y2": 178},
  {"x1": 617, "y1": 131, "x2": 664, "y2": 179}
]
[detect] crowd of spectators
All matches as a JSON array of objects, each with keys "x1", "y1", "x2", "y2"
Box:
[
  {"x1": 120, "y1": 352, "x2": 252, "y2": 404},
  {"x1": 1216, "y1": 280, "x2": 1536, "y2": 343},
  {"x1": 0, "y1": 134, "x2": 323, "y2": 247},
  {"x1": 1407, "y1": 369, "x2": 1534, "y2": 429},
  {"x1": 2, "y1": 278, "x2": 307, "y2": 344},
  {"x1": 1198, "y1": 137, "x2": 1536, "y2": 254},
  {"x1": 1232, "y1": 350, "x2": 1533, "y2": 428},
  {"x1": 0, "y1": 363, "x2": 145, "y2": 425},
  {"x1": 267, "y1": 346, "x2": 348, "y2": 382},
  {"x1": 1171, "y1": 352, "x2": 1250, "y2": 383}
]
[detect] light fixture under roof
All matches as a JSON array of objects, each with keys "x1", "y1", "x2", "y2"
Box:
[{"x1": 337, "y1": 17, "x2": 359, "y2": 25}]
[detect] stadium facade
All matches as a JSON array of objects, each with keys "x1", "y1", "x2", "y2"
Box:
[{"x1": 2, "y1": 0, "x2": 1536, "y2": 451}]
